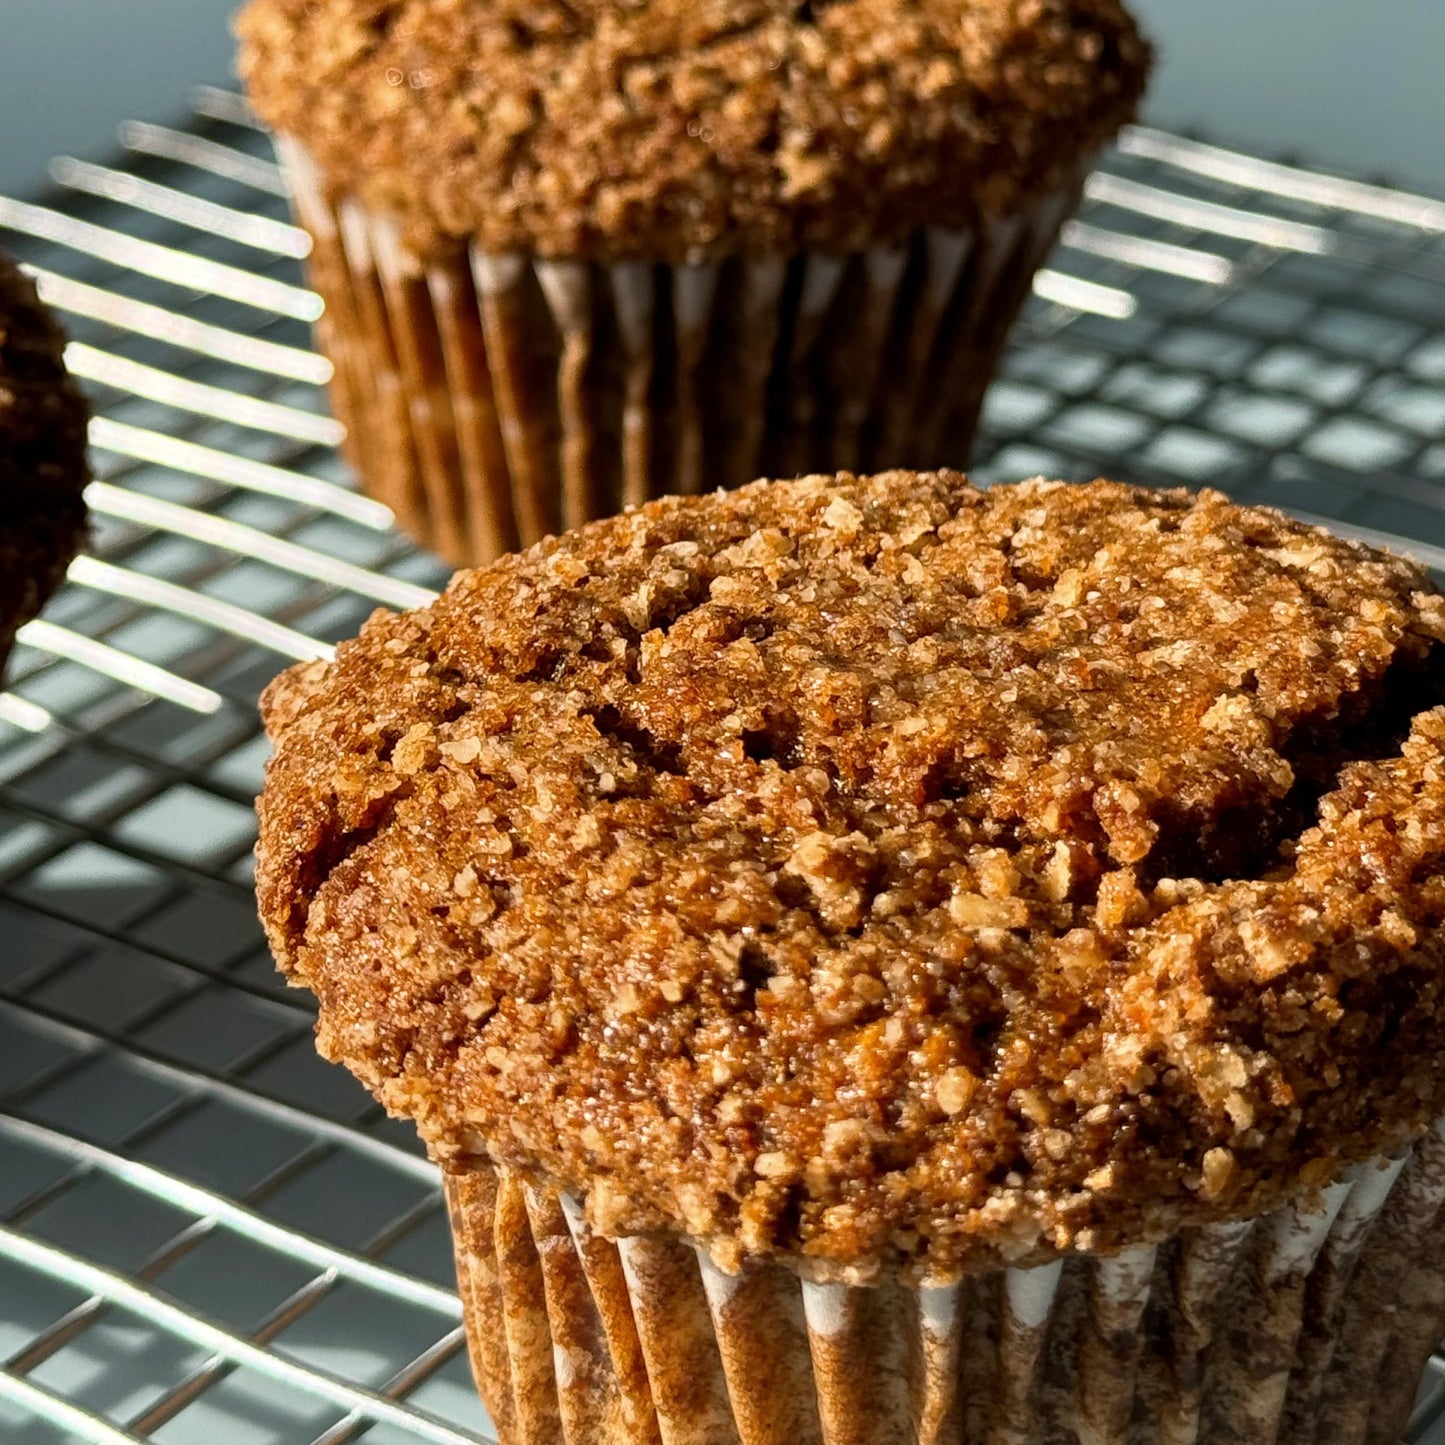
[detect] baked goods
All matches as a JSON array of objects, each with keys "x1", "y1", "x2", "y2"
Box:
[
  {"x1": 236, "y1": 1, "x2": 1150, "y2": 565},
  {"x1": 0, "y1": 252, "x2": 89, "y2": 686},
  {"x1": 257, "y1": 472, "x2": 1445, "y2": 1442}
]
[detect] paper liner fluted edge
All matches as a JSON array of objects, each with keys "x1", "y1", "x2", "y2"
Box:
[
  {"x1": 275, "y1": 135, "x2": 1083, "y2": 568},
  {"x1": 444, "y1": 1117, "x2": 1445, "y2": 1445}
]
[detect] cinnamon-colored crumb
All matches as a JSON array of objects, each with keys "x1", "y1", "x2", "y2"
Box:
[
  {"x1": 0, "y1": 252, "x2": 90, "y2": 676},
  {"x1": 236, "y1": 0, "x2": 1150, "y2": 261},
  {"x1": 256, "y1": 473, "x2": 1445, "y2": 1280}
]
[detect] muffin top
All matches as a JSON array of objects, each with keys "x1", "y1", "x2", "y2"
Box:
[
  {"x1": 257, "y1": 472, "x2": 1445, "y2": 1281},
  {"x1": 0, "y1": 253, "x2": 89, "y2": 646},
  {"x1": 237, "y1": 0, "x2": 1150, "y2": 261}
]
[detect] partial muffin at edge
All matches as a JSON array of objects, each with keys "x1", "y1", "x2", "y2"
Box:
[{"x1": 0, "y1": 252, "x2": 90, "y2": 676}]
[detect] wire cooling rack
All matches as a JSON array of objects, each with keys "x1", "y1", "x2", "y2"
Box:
[{"x1": 1, "y1": 88, "x2": 1444, "y2": 1444}]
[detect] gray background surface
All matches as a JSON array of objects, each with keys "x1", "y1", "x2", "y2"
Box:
[{"x1": 0, "y1": 0, "x2": 1441, "y2": 196}]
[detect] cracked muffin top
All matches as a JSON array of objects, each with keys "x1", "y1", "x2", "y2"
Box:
[
  {"x1": 0, "y1": 252, "x2": 89, "y2": 662},
  {"x1": 236, "y1": 0, "x2": 1150, "y2": 260},
  {"x1": 257, "y1": 472, "x2": 1445, "y2": 1281}
]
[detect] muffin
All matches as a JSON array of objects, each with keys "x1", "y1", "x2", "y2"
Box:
[
  {"x1": 0, "y1": 252, "x2": 90, "y2": 686},
  {"x1": 257, "y1": 470, "x2": 1445, "y2": 1443},
  {"x1": 236, "y1": 1, "x2": 1150, "y2": 567}
]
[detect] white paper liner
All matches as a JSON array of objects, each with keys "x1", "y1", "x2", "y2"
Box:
[
  {"x1": 443, "y1": 1119, "x2": 1445, "y2": 1445},
  {"x1": 275, "y1": 137, "x2": 1086, "y2": 567}
]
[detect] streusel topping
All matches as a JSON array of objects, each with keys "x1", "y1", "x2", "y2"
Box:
[
  {"x1": 237, "y1": 0, "x2": 1150, "y2": 260},
  {"x1": 257, "y1": 473, "x2": 1445, "y2": 1279}
]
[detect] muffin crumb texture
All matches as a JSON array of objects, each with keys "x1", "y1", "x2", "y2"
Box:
[
  {"x1": 237, "y1": 0, "x2": 1150, "y2": 259},
  {"x1": 0, "y1": 254, "x2": 90, "y2": 660},
  {"x1": 257, "y1": 473, "x2": 1445, "y2": 1280}
]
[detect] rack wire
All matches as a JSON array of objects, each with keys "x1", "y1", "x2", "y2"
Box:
[{"x1": 0, "y1": 87, "x2": 1443, "y2": 1443}]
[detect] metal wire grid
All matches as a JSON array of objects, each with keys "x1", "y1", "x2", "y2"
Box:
[{"x1": 0, "y1": 86, "x2": 1441, "y2": 1443}]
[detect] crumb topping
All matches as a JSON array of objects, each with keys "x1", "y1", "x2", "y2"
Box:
[
  {"x1": 236, "y1": 0, "x2": 1150, "y2": 260},
  {"x1": 257, "y1": 473, "x2": 1445, "y2": 1279},
  {"x1": 0, "y1": 252, "x2": 89, "y2": 661}
]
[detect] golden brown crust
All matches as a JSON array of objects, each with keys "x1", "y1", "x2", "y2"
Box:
[
  {"x1": 0, "y1": 252, "x2": 89, "y2": 671},
  {"x1": 236, "y1": 0, "x2": 1150, "y2": 261},
  {"x1": 256, "y1": 473, "x2": 1445, "y2": 1279}
]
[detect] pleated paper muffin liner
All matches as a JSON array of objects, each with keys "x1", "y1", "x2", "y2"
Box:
[
  {"x1": 443, "y1": 1117, "x2": 1445, "y2": 1445},
  {"x1": 276, "y1": 136, "x2": 1083, "y2": 568}
]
